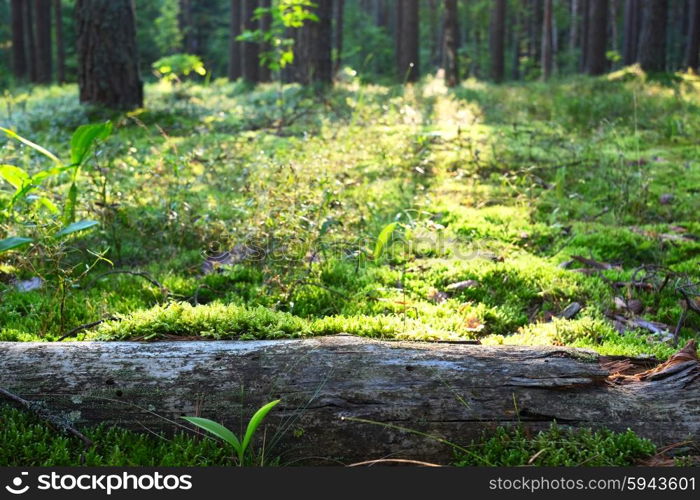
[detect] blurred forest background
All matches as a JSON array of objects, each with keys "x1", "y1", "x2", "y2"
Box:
[{"x1": 0, "y1": 0, "x2": 698, "y2": 93}]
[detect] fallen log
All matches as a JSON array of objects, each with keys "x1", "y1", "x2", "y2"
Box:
[{"x1": 1, "y1": 336, "x2": 698, "y2": 465}]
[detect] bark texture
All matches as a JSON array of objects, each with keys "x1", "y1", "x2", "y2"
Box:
[
  {"x1": 34, "y1": 0, "x2": 52, "y2": 83},
  {"x1": 76, "y1": 0, "x2": 143, "y2": 110},
  {"x1": 623, "y1": 0, "x2": 641, "y2": 65},
  {"x1": 291, "y1": 0, "x2": 333, "y2": 84},
  {"x1": 1, "y1": 337, "x2": 698, "y2": 465},
  {"x1": 397, "y1": 0, "x2": 419, "y2": 82},
  {"x1": 10, "y1": 0, "x2": 27, "y2": 79}
]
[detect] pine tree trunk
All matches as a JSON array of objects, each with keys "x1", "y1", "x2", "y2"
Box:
[
  {"x1": 54, "y1": 0, "x2": 65, "y2": 83},
  {"x1": 258, "y1": 0, "x2": 272, "y2": 82},
  {"x1": 685, "y1": 0, "x2": 700, "y2": 70},
  {"x1": 180, "y1": 0, "x2": 197, "y2": 53},
  {"x1": 541, "y1": 0, "x2": 553, "y2": 79},
  {"x1": 490, "y1": 0, "x2": 506, "y2": 82},
  {"x1": 579, "y1": 0, "x2": 589, "y2": 71},
  {"x1": 334, "y1": 0, "x2": 345, "y2": 75},
  {"x1": 443, "y1": 0, "x2": 460, "y2": 87},
  {"x1": 585, "y1": 0, "x2": 608, "y2": 75},
  {"x1": 397, "y1": 0, "x2": 420, "y2": 82},
  {"x1": 637, "y1": 0, "x2": 668, "y2": 72},
  {"x1": 34, "y1": 0, "x2": 52, "y2": 84},
  {"x1": 569, "y1": 0, "x2": 579, "y2": 51},
  {"x1": 25, "y1": 0, "x2": 37, "y2": 82},
  {"x1": 228, "y1": 0, "x2": 242, "y2": 81},
  {"x1": 10, "y1": 0, "x2": 27, "y2": 79},
  {"x1": 622, "y1": 0, "x2": 640, "y2": 65},
  {"x1": 511, "y1": 3, "x2": 521, "y2": 80},
  {"x1": 76, "y1": 0, "x2": 143, "y2": 110},
  {"x1": 241, "y1": 0, "x2": 259, "y2": 83},
  {"x1": 291, "y1": 0, "x2": 332, "y2": 85}
]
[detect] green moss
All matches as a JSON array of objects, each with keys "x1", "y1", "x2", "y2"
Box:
[{"x1": 455, "y1": 423, "x2": 657, "y2": 467}]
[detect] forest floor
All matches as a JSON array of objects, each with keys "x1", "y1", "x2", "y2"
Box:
[{"x1": 1, "y1": 68, "x2": 699, "y2": 360}]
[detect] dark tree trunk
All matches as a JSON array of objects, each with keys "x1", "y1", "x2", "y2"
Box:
[
  {"x1": 76, "y1": 0, "x2": 143, "y2": 110},
  {"x1": 638, "y1": 0, "x2": 668, "y2": 72},
  {"x1": 228, "y1": 0, "x2": 242, "y2": 81},
  {"x1": 334, "y1": 0, "x2": 345, "y2": 75},
  {"x1": 541, "y1": 0, "x2": 554, "y2": 79},
  {"x1": 443, "y1": 0, "x2": 460, "y2": 87},
  {"x1": 2, "y1": 338, "x2": 698, "y2": 465},
  {"x1": 180, "y1": 0, "x2": 197, "y2": 53},
  {"x1": 585, "y1": 0, "x2": 608, "y2": 75},
  {"x1": 25, "y1": 0, "x2": 37, "y2": 82},
  {"x1": 579, "y1": 0, "x2": 589, "y2": 71},
  {"x1": 490, "y1": 0, "x2": 506, "y2": 82},
  {"x1": 397, "y1": 0, "x2": 420, "y2": 82},
  {"x1": 34, "y1": 0, "x2": 52, "y2": 84},
  {"x1": 258, "y1": 0, "x2": 272, "y2": 82},
  {"x1": 241, "y1": 0, "x2": 259, "y2": 83},
  {"x1": 512, "y1": 2, "x2": 522, "y2": 80},
  {"x1": 10, "y1": 0, "x2": 27, "y2": 79},
  {"x1": 622, "y1": 0, "x2": 640, "y2": 65},
  {"x1": 685, "y1": 0, "x2": 700, "y2": 70},
  {"x1": 569, "y1": 0, "x2": 579, "y2": 51},
  {"x1": 428, "y1": 0, "x2": 440, "y2": 67},
  {"x1": 291, "y1": 0, "x2": 333, "y2": 84},
  {"x1": 54, "y1": 0, "x2": 65, "y2": 83}
]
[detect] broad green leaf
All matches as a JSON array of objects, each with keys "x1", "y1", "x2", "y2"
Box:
[
  {"x1": 181, "y1": 417, "x2": 242, "y2": 452},
  {"x1": 0, "y1": 164, "x2": 30, "y2": 190},
  {"x1": 63, "y1": 182, "x2": 78, "y2": 225},
  {"x1": 54, "y1": 220, "x2": 99, "y2": 238},
  {"x1": 36, "y1": 196, "x2": 59, "y2": 215},
  {"x1": 373, "y1": 221, "x2": 398, "y2": 260},
  {"x1": 0, "y1": 236, "x2": 33, "y2": 253},
  {"x1": 70, "y1": 122, "x2": 113, "y2": 166},
  {"x1": 31, "y1": 164, "x2": 75, "y2": 184},
  {"x1": 0, "y1": 127, "x2": 62, "y2": 165},
  {"x1": 241, "y1": 399, "x2": 280, "y2": 457}
]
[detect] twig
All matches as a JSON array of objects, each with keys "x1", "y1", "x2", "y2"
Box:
[
  {"x1": 84, "y1": 270, "x2": 166, "y2": 293},
  {"x1": 58, "y1": 317, "x2": 118, "y2": 341},
  {"x1": 0, "y1": 387, "x2": 93, "y2": 448}
]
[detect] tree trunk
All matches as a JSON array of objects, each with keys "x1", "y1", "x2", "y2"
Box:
[
  {"x1": 622, "y1": 0, "x2": 640, "y2": 65},
  {"x1": 228, "y1": 0, "x2": 242, "y2": 81},
  {"x1": 443, "y1": 0, "x2": 459, "y2": 87},
  {"x1": 1, "y1": 337, "x2": 698, "y2": 465},
  {"x1": 541, "y1": 0, "x2": 553, "y2": 79},
  {"x1": 291, "y1": 0, "x2": 333, "y2": 84},
  {"x1": 334, "y1": 0, "x2": 345, "y2": 75},
  {"x1": 637, "y1": 0, "x2": 668, "y2": 72},
  {"x1": 397, "y1": 0, "x2": 420, "y2": 82},
  {"x1": 569, "y1": 0, "x2": 579, "y2": 51},
  {"x1": 585, "y1": 0, "x2": 608, "y2": 75},
  {"x1": 511, "y1": 2, "x2": 522, "y2": 80},
  {"x1": 258, "y1": 0, "x2": 272, "y2": 82},
  {"x1": 10, "y1": 0, "x2": 27, "y2": 79},
  {"x1": 685, "y1": 0, "x2": 700, "y2": 70},
  {"x1": 25, "y1": 0, "x2": 37, "y2": 82},
  {"x1": 180, "y1": 0, "x2": 197, "y2": 53},
  {"x1": 76, "y1": 0, "x2": 143, "y2": 110},
  {"x1": 579, "y1": 0, "x2": 589, "y2": 71},
  {"x1": 54, "y1": 0, "x2": 65, "y2": 83},
  {"x1": 241, "y1": 0, "x2": 259, "y2": 83},
  {"x1": 490, "y1": 0, "x2": 506, "y2": 82},
  {"x1": 34, "y1": 0, "x2": 52, "y2": 84}
]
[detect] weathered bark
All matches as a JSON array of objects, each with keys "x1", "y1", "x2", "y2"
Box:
[
  {"x1": 397, "y1": 0, "x2": 419, "y2": 82},
  {"x1": 586, "y1": 0, "x2": 608, "y2": 75},
  {"x1": 443, "y1": 0, "x2": 460, "y2": 87},
  {"x1": 490, "y1": 0, "x2": 506, "y2": 82},
  {"x1": 34, "y1": 0, "x2": 52, "y2": 83},
  {"x1": 228, "y1": 0, "x2": 242, "y2": 81},
  {"x1": 10, "y1": 0, "x2": 27, "y2": 79},
  {"x1": 1, "y1": 337, "x2": 698, "y2": 465},
  {"x1": 685, "y1": 0, "x2": 700, "y2": 70},
  {"x1": 54, "y1": 0, "x2": 65, "y2": 83},
  {"x1": 622, "y1": 0, "x2": 640, "y2": 65},
  {"x1": 76, "y1": 0, "x2": 143, "y2": 110},
  {"x1": 638, "y1": 0, "x2": 668, "y2": 72},
  {"x1": 541, "y1": 0, "x2": 553, "y2": 79},
  {"x1": 241, "y1": 0, "x2": 259, "y2": 83}
]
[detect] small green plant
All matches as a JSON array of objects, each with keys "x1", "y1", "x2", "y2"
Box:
[
  {"x1": 182, "y1": 399, "x2": 280, "y2": 466},
  {"x1": 152, "y1": 53, "x2": 206, "y2": 84}
]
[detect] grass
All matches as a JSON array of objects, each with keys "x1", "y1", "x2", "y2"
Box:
[
  {"x1": 0, "y1": 405, "x2": 659, "y2": 467},
  {"x1": 1, "y1": 69, "x2": 699, "y2": 360}
]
